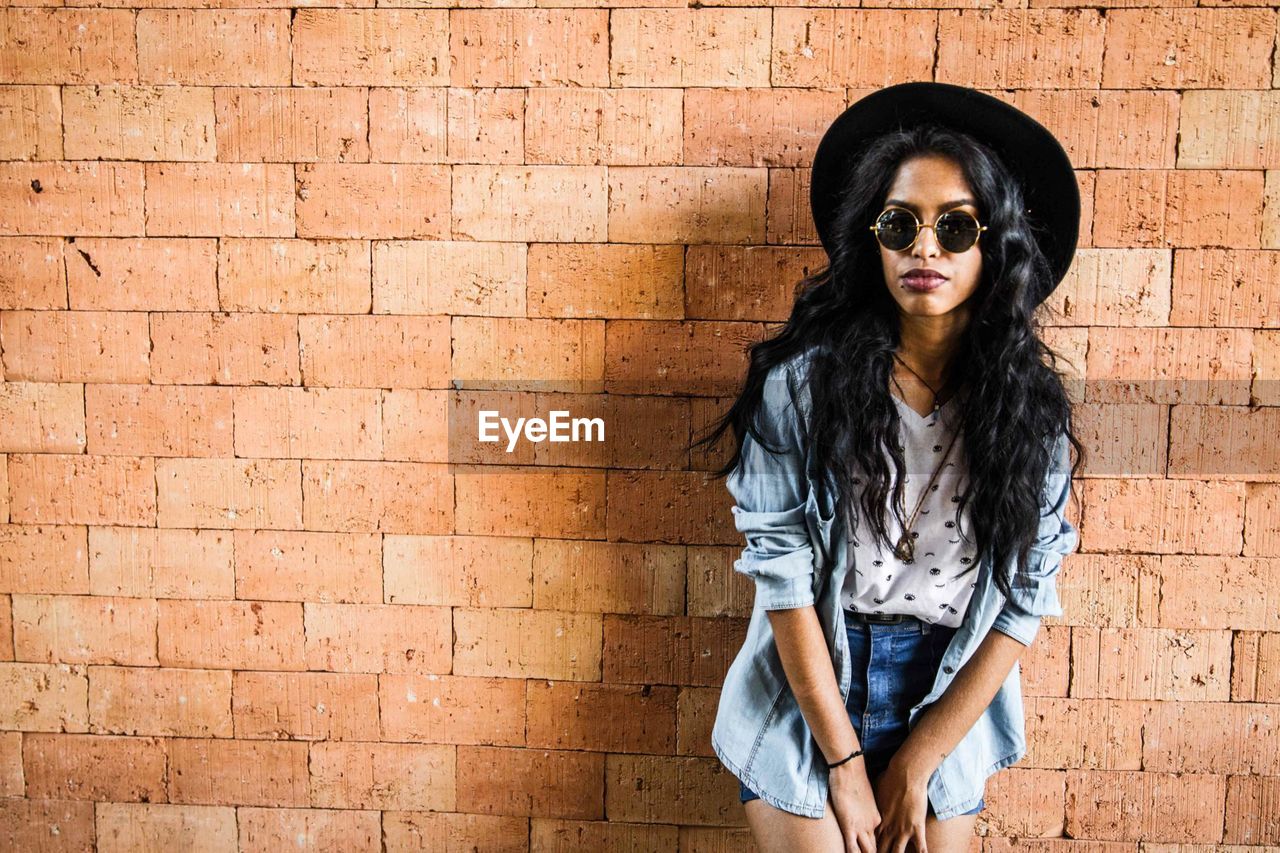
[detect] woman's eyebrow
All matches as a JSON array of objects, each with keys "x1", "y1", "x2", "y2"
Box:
[{"x1": 885, "y1": 198, "x2": 978, "y2": 211}]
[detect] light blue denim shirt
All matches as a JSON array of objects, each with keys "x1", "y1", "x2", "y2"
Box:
[{"x1": 711, "y1": 347, "x2": 1079, "y2": 821}]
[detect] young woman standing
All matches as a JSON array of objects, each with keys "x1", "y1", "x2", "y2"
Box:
[{"x1": 700, "y1": 83, "x2": 1084, "y2": 853}]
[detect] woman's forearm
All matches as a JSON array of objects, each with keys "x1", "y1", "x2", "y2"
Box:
[
  {"x1": 892, "y1": 625, "x2": 1028, "y2": 783},
  {"x1": 766, "y1": 606, "x2": 861, "y2": 765}
]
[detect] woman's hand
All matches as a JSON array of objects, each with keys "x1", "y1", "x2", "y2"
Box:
[
  {"x1": 828, "y1": 757, "x2": 882, "y2": 853},
  {"x1": 871, "y1": 757, "x2": 931, "y2": 853}
]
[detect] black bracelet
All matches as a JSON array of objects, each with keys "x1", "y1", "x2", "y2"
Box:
[{"x1": 827, "y1": 748, "x2": 863, "y2": 769}]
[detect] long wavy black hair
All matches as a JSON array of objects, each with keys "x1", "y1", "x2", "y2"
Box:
[{"x1": 693, "y1": 122, "x2": 1083, "y2": 603}]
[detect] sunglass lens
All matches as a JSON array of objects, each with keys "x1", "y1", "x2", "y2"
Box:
[
  {"x1": 936, "y1": 212, "x2": 981, "y2": 252},
  {"x1": 875, "y1": 210, "x2": 916, "y2": 251}
]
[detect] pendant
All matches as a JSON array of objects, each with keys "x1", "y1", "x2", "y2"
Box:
[{"x1": 893, "y1": 533, "x2": 914, "y2": 562}]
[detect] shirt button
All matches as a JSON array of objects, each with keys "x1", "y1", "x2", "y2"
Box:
[{"x1": 943, "y1": 666, "x2": 954, "y2": 674}]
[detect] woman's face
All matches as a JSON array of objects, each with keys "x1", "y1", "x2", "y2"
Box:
[{"x1": 877, "y1": 154, "x2": 984, "y2": 318}]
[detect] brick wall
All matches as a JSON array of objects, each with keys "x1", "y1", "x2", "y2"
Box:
[{"x1": 2, "y1": 3, "x2": 1278, "y2": 849}]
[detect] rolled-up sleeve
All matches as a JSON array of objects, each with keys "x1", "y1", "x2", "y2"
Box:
[
  {"x1": 991, "y1": 431, "x2": 1079, "y2": 646},
  {"x1": 726, "y1": 360, "x2": 817, "y2": 611}
]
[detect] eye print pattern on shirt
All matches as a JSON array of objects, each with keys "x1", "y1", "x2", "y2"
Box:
[{"x1": 841, "y1": 397, "x2": 979, "y2": 624}]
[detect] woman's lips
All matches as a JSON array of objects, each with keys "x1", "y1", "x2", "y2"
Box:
[{"x1": 901, "y1": 272, "x2": 947, "y2": 292}]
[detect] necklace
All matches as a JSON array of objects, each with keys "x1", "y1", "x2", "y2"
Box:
[
  {"x1": 892, "y1": 352, "x2": 954, "y2": 423},
  {"x1": 889, "y1": 354, "x2": 962, "y2": 562}
]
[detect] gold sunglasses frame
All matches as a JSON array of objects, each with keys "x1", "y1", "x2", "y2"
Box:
[{"x1": 869, "y1": 206, "x2": 988, "y2": 253}]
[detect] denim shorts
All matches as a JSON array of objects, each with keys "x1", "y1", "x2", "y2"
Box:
[{"x1": 739, "y1": 611, "x2": 985, "y2": 818}]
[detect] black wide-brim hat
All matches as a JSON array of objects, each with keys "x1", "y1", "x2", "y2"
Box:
[{"x1": 810, "y1": 82, "x2": 1080, "y2": 305}]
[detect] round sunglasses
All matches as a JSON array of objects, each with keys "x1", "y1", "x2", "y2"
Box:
[{"x1": 870, "y1": 206, "x2": 988, "y2": 254}]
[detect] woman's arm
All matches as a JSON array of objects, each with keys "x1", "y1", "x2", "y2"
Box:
[
  {"x1": 893, "y1": 429, "x2": 1080, "y2": 782},
  {"x1": 889, "y1": 626, "x2": 1027, "y2": 784},
  {"x1": 767, "y1": 606, "x2": 863, "y2": 765}
]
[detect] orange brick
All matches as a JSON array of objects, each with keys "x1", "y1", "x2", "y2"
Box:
[
  {"x1": 0, "y1": 732, "x2": 20, "y2": 796},
  {"x1": 1170, "y1": 405, "x2": 1280, "y2": 482},
  {"x1": 1245, "y1": 483, "x2": 1280, "y2": 557},
  {"x1": 88, "y1": 666, "x2": 231, "y2": 737},
  {"x1": 296, "y1": 163, "x2": 450, "y2": 239},
  {"x1": 294, "y1": 10, "x2": 449, "y2": 87},
  {"x1": 301, "y1": 460, "x2": 453, "y2": 534},
  {"x1": 0, "y1": 662, "x2": 88, "y2": 732},
  {"x1": 232, "y1": 671, "x2": 379, "y2": 741},
  {"x1": 1172, "y1": 249, "x2": 1280, "y2": 329},
  {"x1": 1006, "y1": 89, "x2": 1179, "y2": 170},
  {"x1": 372, "y1": 240, "x2": 526, "y2": 317},
  {"x1": 766, "y1": 166, "x2": 819, "y2": 247},
  {"x1": 89, "y1": 527, "x2": 235, "y2": 600},
  {"x1": 1065, "y1": 768, "x2": 1225, "y2": 841},
  {"x1": 457, "y1": 744, "x2": 602, "y2": 818},
  {"x1": 453, "y1": 166, "x2": 607, "y2": 242},
  {"x1": 66, "y1": 238, "x2": 218, "y2": 312},
  {"x1": 62, "y1": 85, "x2": 214, "y2": 162},
  {"x1": 1086, "y1": 326, "x2": 1252, "y2": 405},
  {"x1": 607, "y1": 167, "x2": 767, "y2": 244},
  {"x1": 684, "y1": 88, "x2": 845, "y2": 168},
  {"x1": 381, "y1": 389, "x2": 450, "y2": 465},
  {"x1": 607, "y1": 470, "x2": 737, "y2": 546},
  {"x1": 383, "y1": 534, "x2": 533, "y2": 607},
  {"x1": 1102, "y1": 9, "x2": 1273, "y2": 88},
  {"x1": 13, "y1": 595, "x2": 157, "y2": 666},
  {"x1": 937, "y1": 9, "x2": 1105, "y2": 88},
  {"x1": 158, "y1": 601, "x2": 304, "y2": 671},
  {"x1": 1082, "y1": 478, "x2": 1243, "y2": 555},
  {"x1": 379, "y1": 674, "x2": 524, "y2": 745},
  {"x1": 1052, "y1": 248, "x2": 1171, "y2": 327},
  {"x1": 310, "y1": 741, "x2": 454, "y2": 810},
  {"x1": 1072, "y1": 627, "x2": 1232, "y2": 701},
  {"x1": 304, "y1": 603, "x2": 450, "y2": 675},
  {"x1": 1, "y1": 9, "x2": 137, "y2": 85},
  {"x1": 603, "y1": 614, "x2": 733, "y2": 687},
  {"x1": 86, "y1": 384, "x2": 234, "y2": 457},
  {"x1": 1, "y1": 379, "x2": 85, "y2": 450},
  {"x1": 452, "y1": 317, "x2": 603, "y2": 389},
  {"x1": 1139, "y1": 556, "x2": 1279, "y2": 631},
  {"x1": 8, "y1": 455, "x2": 156, "y2": 527},
  {"x1": 23, "y1": 733, "x2": 166, "y2": 802},
  {"x1": 605, "y1": 753, "x2": 728, "y2": 826},
  {"x1": 455, "y1": 466, "x2": 605, "y2": 539},
  {"x1": 604, "y1": 320, "x2": 760, "y2": 396},
  {"x1": 685, "y1": 245, "x2": 825, "y2": 322},
  {"x1": 443, "y1": 88, "x2": 524, "y2": 165},
  {"x1": 1096, "y1": 170, "x2": 1265, "y2": 249},
  {"x1": 770, "y1": 10, "x2": 935, "y2": 88},
  {"x1": 219, "y1": 238, "x2": 371, "y2": 314},
  {"x1": 0, "y1": 799, "x2": 95, "y2": 851},
  {"x1": 155, "y1": 458, "x2": 302, "y2": 531},
  {"x1": 526, "y1": 680, "x2": 676, "y2": 753},
  {"x1": 0, "y1": 86, "x2": 62, "y2": 161},
  {"x1": 532, "y1": 539, "x2": 685, "y2": 615},
  {"x1": 237, "y1": 807, "x2": 380, "y2": 853},
  {"x1": 611, "y1": 9, "x2": 769, "y2": 87},
  {"x1": 525, "y1": 88, "x2": 682, "y2": 167},
  {"x1": 0, "y1": 235, "x2": 65, "y2": 309},
  {"x1": 95, "y1": 803, "x2": 236, "y2": 853},
  {"x1": 0, "y1": 595, "x2": 11, "y2": 660},
  {"x1": 149, "y1": 312, "x2": 300, "y2": 385},
  {"x1": 367, "y1": 88, "x2": 447, "y2": 164},
  {"x1": 168, "y1": 738, "x2": 308, "y2": 807},
  {"x1": 1022, "y1": 697, "x2": 1144, "y2": 772},
  {"x1": 136, "y1": 10, "x2": 291, "y2": 86},
  {"x1": 298, "y1": 315, "x2": 451, "y2": 389},
  {"x1": 144, "y1": 163, "x2": 294, "y2": 238},
  {"x1": 215, "y1": 88, "x2": 369, "y2": 164},
  {"x1": 528, "y1": 244, "x2": 683, "y2": 320},
  {"x1": 983, "y1": 767, "x2": 1066, "y2": 837},
  {"x1": 382, "y1": 811, "x2": 528, "y2": 850},
  {"x1": 1, "y1": 310, "x2": 149, "y2": 383},
  {"x1": 1143, "y1": 699, "x2": 1280, "y2": 775},
  {"x1": 233, "y1": 529, "x2": 381, "y2": 604},
  {"x1": 0, "y1": 162, "x2": 143, "y2": 237},
  {"x1": 451, "y1": 10, "x2": 609, "y2": 87},
  {"x1": 0, "y1": 524, "x2": 89, "y2": 594},
  {"x1": 1179, "y1": 90, "x2": 1280, "y2": 170},
  {"x1": 1224, "y1": 774, "x2": 1280, "y2": 844},
  {"x1": 453, "y1": 608, "x2": 601, "y2": 681},
  {"x1": 233, "y1": 387, "x2": 382, "y2": 462}
]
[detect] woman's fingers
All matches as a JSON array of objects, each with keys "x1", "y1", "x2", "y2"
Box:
[
  {"x1": 858, "y1": 829, "x2": 878, "y2": 853},
  {"x1": 912, "y1": 825, "x2": 929, "y2": 853}
]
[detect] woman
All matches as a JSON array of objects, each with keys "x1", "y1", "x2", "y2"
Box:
[{"x1": 697, "y1": 83, "x2": 1084, "y2": 853}]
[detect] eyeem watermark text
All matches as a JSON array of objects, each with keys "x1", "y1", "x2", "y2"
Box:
[{"x1": 478, "y1": 410, "x2": 606, "y2": 453}]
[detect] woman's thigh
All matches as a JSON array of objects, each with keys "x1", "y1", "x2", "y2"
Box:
[{"x1": 743, "y1": 798, "x2": 845, "y2": 853}]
